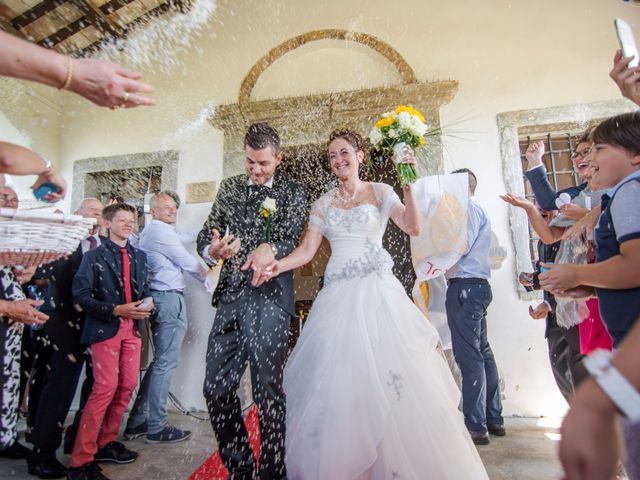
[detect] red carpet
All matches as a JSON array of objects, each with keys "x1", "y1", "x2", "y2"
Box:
[{"x1": 189, "y1": 406, "x2": 261, "y2": 480}]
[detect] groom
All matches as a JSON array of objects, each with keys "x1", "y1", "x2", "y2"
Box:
[{"x1": 198, "y1": 123, "x2": 307, "y2": 480}]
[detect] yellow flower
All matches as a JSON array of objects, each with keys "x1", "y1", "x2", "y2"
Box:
[
  {"x1": 375, "y1": 116, "x2": 395, "y2": 129},
  {"x1": 419, "y1": 136, "x2": 426, "y2": 145},
  {"x1": 394, "y1": 105, "x2": 426, "y2": 123}
]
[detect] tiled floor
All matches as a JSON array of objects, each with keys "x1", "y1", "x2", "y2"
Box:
[{"x1": 1, "y1": 414, "x2": 563, "y2": 479}]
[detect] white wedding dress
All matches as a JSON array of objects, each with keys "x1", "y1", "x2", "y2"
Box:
[{"x1": 284, "y1": 183, "x2": 489, "y2": 480}]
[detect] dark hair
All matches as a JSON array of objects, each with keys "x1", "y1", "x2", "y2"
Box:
[
  {"x1": 577, "y1": 126, "x2": 596, "y2": 145},
  {"x1": 329, "y1": 128, "x2": 366, "y2": 153},
  {"x1": 451, "y1": 167, "x2": 477, "y2": 194},
  {"x1": 244, "y1": 122, "x2": 281, "y2": 154},
  {"x1": 592, "y1": 112, "x2": 640, "y2": 156},
  {"x1": 103, "y1": 202, "x2": 137, "y2": 221}
]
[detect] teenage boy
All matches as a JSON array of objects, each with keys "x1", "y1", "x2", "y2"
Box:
[
  {"x1": 540, "y1": 111, "x2": 640, "y2": 479},
  {"x1": 68, "y1": 203, "x2": 154, "y2": 480}
]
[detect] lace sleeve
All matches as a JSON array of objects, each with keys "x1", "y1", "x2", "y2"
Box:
[
  {"x1": 374, "y1": 182, "x2": 403, "y2": 220},
  {"x1": 307, "y1": 197, "x2": 326, "y2": 235}
]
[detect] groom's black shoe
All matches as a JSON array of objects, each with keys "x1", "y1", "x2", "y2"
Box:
[
  {"x1": 488, "y1": 423, "x2": 506, "y2": 437},
  {"x1": 469, "y1": 431, "x2": 490, "y2": 445}
]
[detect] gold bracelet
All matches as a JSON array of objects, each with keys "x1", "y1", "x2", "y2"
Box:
[{"x1": 60, "y1": 57, "x2": 73, "y2": 90}]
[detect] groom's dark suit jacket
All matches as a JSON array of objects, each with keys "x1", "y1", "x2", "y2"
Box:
[{"x1": 197, "y1": 171, "x2": 307, "y2": 316}]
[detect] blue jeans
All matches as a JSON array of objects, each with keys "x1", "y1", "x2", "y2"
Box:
[
  {"x1": 445, "y1": 278, "x2": 503, "y2": 433},
  {"x1": 128, "y1": 291, "x2": 187, "y2": 434}
]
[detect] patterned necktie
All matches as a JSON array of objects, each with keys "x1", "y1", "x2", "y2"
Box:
[
  {"x1": 120, "y1": 247, "x2": 133, "y2": 305},
  {"x1": 88, "y1": 235, "x2": 98, "y2": 251}
]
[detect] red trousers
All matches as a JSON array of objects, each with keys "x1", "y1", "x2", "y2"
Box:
[{"x1": 70, "y1": 319, "x2": 141, "y2": 467}]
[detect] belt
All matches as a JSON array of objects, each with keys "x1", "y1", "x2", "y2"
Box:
[
  {"x1": 151, "y1": 289, "x2": 184, "y2": 295},
  {"x1": 447, "y1": 277, "x2": 489, "y2": 284}
]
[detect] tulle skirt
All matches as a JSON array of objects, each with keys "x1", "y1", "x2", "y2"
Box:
[{"x1": 284, "y1": 271, "x2": 489, "y2": 480}]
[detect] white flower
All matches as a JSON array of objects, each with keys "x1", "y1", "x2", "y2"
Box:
[
  {"x1": 396, "y1": 111, "x2": 411, "y2": 128},
  {"x1": 388, "y1": 128, "x2": 399, "y2": 138},
  {"x1": 369, "y1": 127, "x2": 383, "y2": 146},
  {"x1": 261, "y1": 197, "x2": 277, "y2": 215}
]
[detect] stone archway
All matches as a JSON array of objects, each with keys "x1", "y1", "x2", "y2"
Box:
[
  {"x1": 238, "y1": 29, "x2": 418, "y2": 104},
  {"x1": 209, "y1": 30, "x2": 458, "y2": 177}
]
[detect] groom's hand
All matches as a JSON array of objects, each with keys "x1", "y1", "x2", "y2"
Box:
[
  {"x1": 208, "y1": 229, "x2": 241, "y2": 260},
  {"x1": 241, "y1": 243, "x2": 276, "y2": 286}
]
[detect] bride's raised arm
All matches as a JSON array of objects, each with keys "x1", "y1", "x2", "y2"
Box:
[{"x1": 390, "y1": 184, "x2": 421, "y2": 236}]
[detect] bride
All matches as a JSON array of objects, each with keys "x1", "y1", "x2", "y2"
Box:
[{"x1": 254, "y1": 129, "x2": 489, "y2": 479}]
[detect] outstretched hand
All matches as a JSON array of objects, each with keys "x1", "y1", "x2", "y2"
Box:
[
  {"x1": 610, "y1": 49, "x2": 640, "y2": 107},
  {"x1": 528, "y1": 302, "x2": 550, "y2": 320},
  {"x1": 241, "y1": 243, "x2": 277, "y2": 286},
  {"x1": 1, "y1": 299, "x2": 48, "y2": 326},
  {"x1": 539, "y1": 263, "x2": 580, "y2": 294},
  {"x1": 31, "y1": 166, "x2": 67, "y2": 201},
  {"x1": 207, "y1": 229, "x2": 241, "y2": 261},
  {"x1": 250, "y1": 260, "x2": 281, "y2": 287},
  {"x1": 69, "y1": 58, "x2": 156, "y2": 109},
  {"x1": 499, "y1": 193, "x2": 535, "y2": 211}
]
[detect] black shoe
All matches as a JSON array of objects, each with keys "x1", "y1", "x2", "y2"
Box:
[
  {"x1": 0, "y1": 440, "x2": 31, "y2": 459},
  {"x1": 123, "y1": 420, "x2": 148, "y2": 440},
  {"x1": 469, "y1": 430, "x2": 490, "y2": 445},
  {"x1": 488, "y1": 423, "x2": 506, "y2": 436},
  {"x1": 94, "y1": 441, "x2": 138, "y2": 464},
  {"x1": 145, "y1": 425, "x2": 191, "y2": 444},
  {"x1": 28, "y1": 458, "x2": 68, "y2": 479},
  {"x1": 67, "y1": 462, "x2": 110, "y2": 480}
]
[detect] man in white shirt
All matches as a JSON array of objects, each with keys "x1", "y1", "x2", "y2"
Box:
[{"x1": 125, "y1": 192, "x2": 207, "y2": 444}]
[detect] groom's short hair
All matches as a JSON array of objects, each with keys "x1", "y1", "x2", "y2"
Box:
[{"x1": 245, "y1": 122, "x2": 281, "y2": 155}]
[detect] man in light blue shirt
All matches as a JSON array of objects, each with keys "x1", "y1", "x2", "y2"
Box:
[
  {"x1": 125, "y1": 191, "x2": 207, "y2": 444},
  {"x1": 445, "y1": 168, "x2": 504, "y2": 446}
]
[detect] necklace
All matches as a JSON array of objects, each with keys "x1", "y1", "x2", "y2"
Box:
[{"x1": 334, "y1": 182, "x2": 362, "y2": 207}]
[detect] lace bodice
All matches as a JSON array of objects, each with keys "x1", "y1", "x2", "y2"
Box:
[{"x1": 308, "y1": 183, "x2": 402, "y2": 285}]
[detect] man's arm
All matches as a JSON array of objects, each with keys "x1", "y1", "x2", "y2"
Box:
[
  {"x1": 524, "y1": 165, "x2": 584, "y2": 211},
  {"x1": 197, "y1": 179, "x2": 229, "y2": 266},
  {"x1": 157, "y1": 229, "x2": 208, "y2": 282},
  {"x1": 71, "y1": 253, "x2": 117, "y2": 322}
]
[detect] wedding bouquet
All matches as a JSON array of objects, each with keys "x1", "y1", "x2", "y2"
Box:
[{"x1": 369, "y1": 105, "x2": 429, "y2": 186}]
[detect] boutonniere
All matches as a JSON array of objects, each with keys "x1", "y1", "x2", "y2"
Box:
[{"x1": 260, "y1": 197, "x2": 277, "y2": 241}]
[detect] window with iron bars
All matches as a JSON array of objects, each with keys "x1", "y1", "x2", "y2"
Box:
[{"x1": 519, "y1": 132, "x2": 584, "y2": 263}]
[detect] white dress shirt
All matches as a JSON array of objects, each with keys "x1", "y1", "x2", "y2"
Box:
[
  {"x1": 80, "y1": 234, "x2": 102, "y2": 254},
  {"x1": 139, "y1": 219, "x2": 207, "y2": 291}
]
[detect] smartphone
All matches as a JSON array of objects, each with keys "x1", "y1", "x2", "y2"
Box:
[
  {"x1": 615, "y1": 18, "x2": 639, "y2": 68},
  {"x1": 136, "y1": 297, "x2": 153, "y2": 309}
]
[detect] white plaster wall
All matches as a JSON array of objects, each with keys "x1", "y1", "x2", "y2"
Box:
[
  {"x1": 17, "y1": 0, "x2": 639, "y2": 415},
  {"x1": 0, "y1": 81, "x2": 62, "y2": 200}
]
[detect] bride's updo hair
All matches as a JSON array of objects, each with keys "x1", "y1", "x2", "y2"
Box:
[{"x1": 329, "y1": 128, "x2": 366, "y2": 155}]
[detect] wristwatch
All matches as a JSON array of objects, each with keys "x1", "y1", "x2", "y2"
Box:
[
  {"x1": 269, "y1": 243, "x2": 278, "y2": 258},
  {"x1": 584, "y1": 349, "x2": 640, "y2": 423}
]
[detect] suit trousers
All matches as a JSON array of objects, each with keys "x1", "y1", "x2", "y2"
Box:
[
  {"x1": 445, "y1": 278, "x2": 503, "y2": 433},
  {"x1": 28, "y1": 340, "x2": 92, "y2": 461},
  {"x1": 203, "y1": 288, "x2": 290, "y2": 480},
  {"x1": 70, "y1": 319, "x2": 140, "y2": 467}
]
